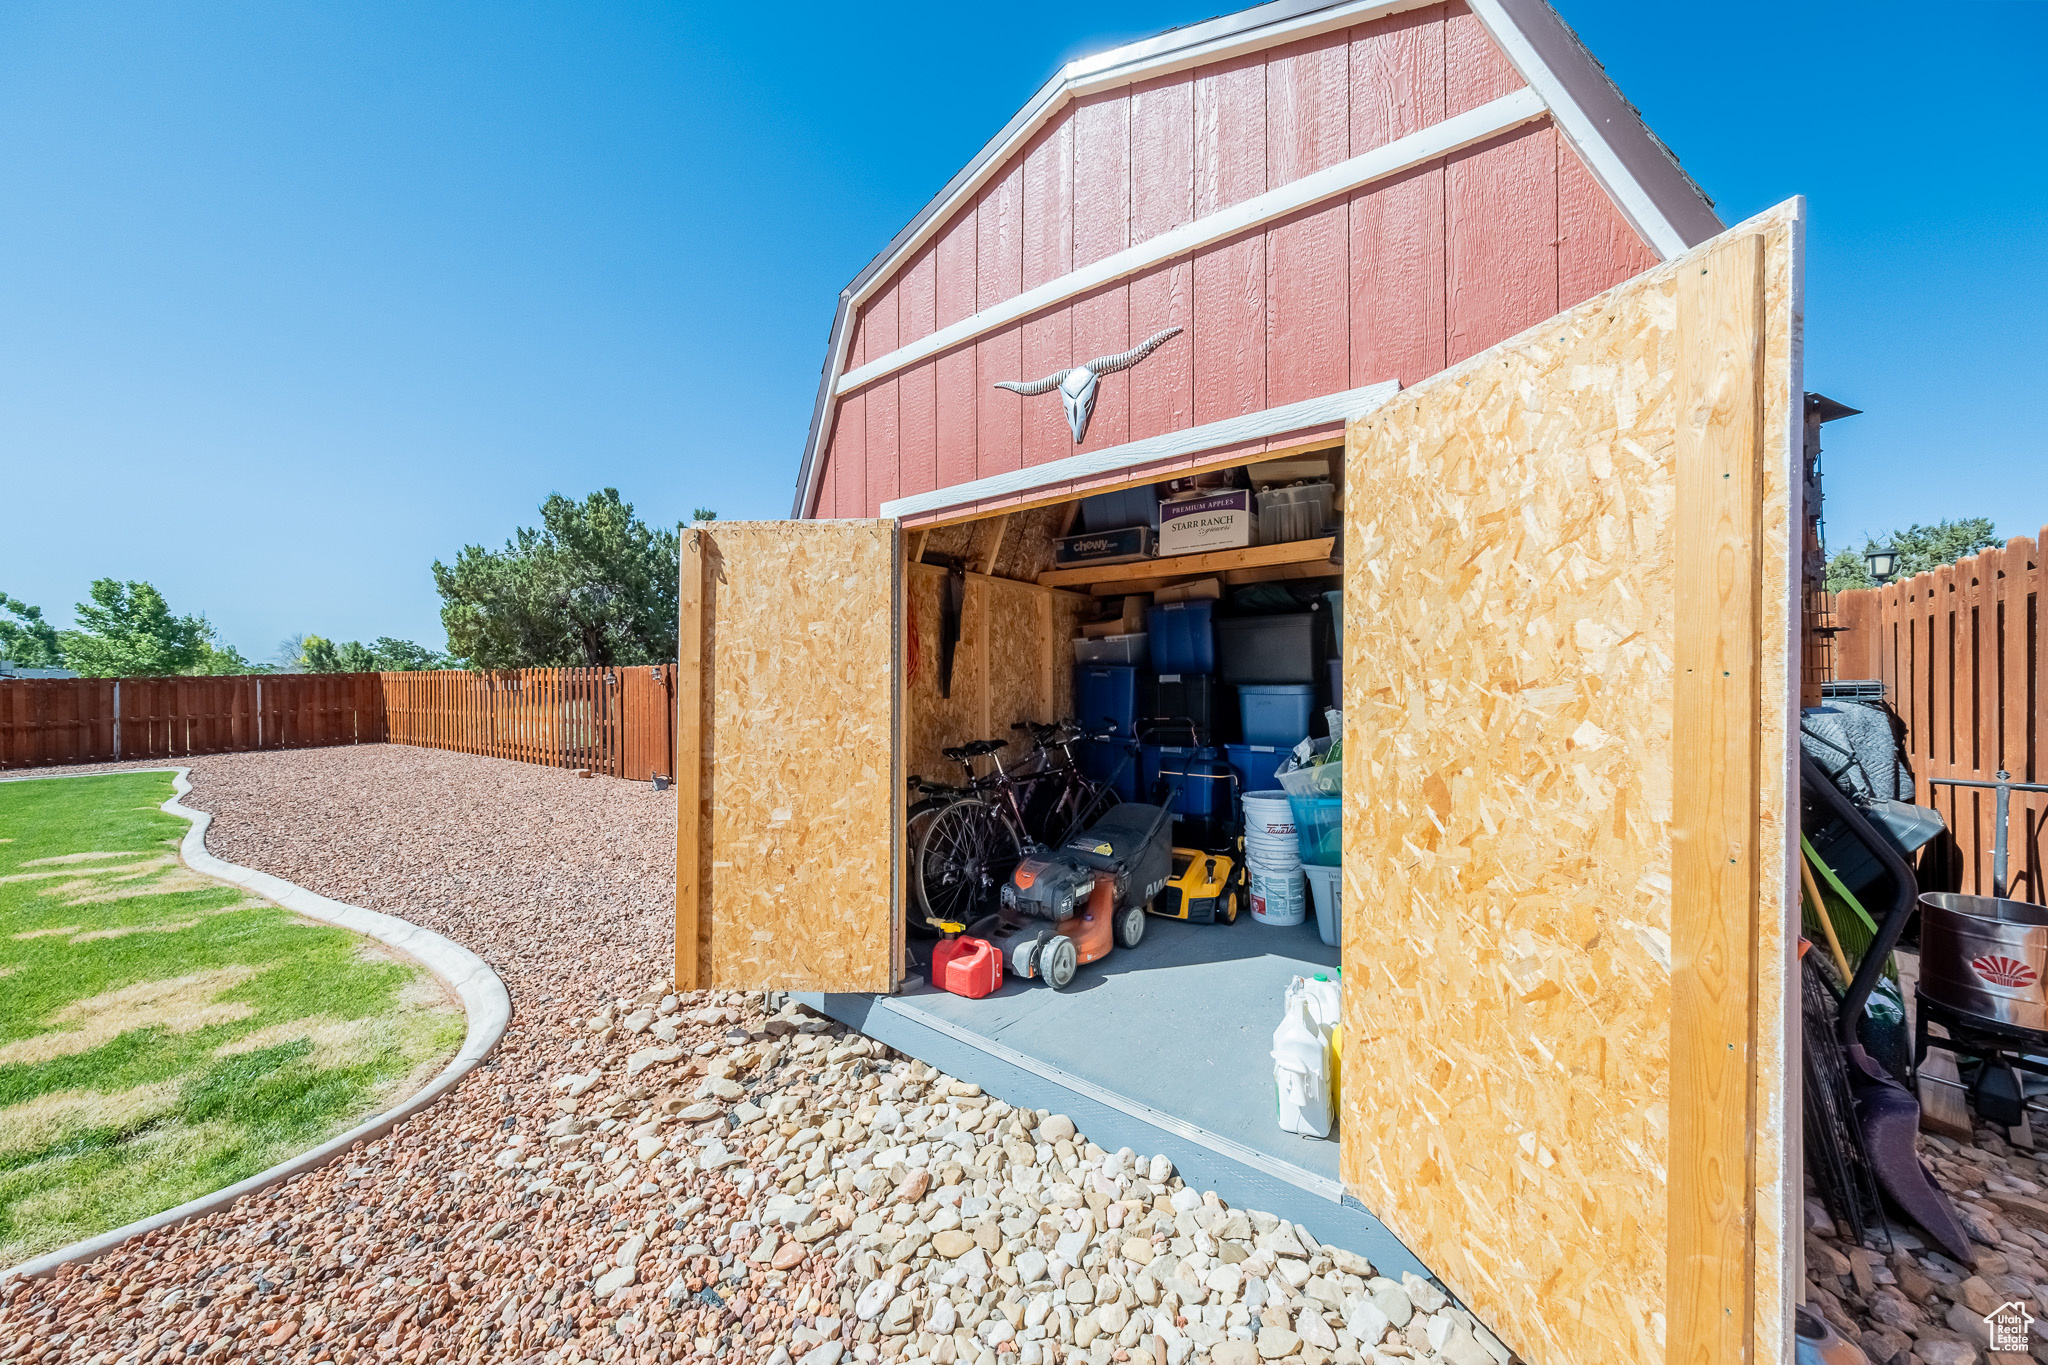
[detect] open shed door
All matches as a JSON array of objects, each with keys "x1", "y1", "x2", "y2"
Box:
[
  {"x1": 1337, "y1": 207, "x2": 1801, "y2": 1365},
  {"x1": 675, "y1": 520, "x2": 901, "y2": 993}
]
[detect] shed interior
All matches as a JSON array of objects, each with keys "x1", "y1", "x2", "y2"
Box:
[{"x1": 893, "y1": 442, "x2": 1353, "y2": 1176}]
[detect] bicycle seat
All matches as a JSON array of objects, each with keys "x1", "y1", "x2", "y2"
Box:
[{"x1": 944, "y1": 739, "x2": 1007, "y2": 760}]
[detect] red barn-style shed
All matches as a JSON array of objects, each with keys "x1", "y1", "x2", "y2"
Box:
[
  {"x1": 685, "y1": 3, "x2": 1807, "y2": 1362},
  {"x1": 793, "y1": 0, "x2": 1721, "y2": 523}
]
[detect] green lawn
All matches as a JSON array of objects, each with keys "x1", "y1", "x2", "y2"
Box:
[{"x1": 0, "y1": 772, "x2": 464, "y2": 1267}]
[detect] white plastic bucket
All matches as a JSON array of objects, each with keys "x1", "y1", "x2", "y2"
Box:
[
  {"x1": 1243, "y1": 791, "x2": 1296, "y2": 844},
  {"x1": 1302, "y1": 862, "x2": 1341, "y2": 947},
  {"x1": 1249, "y1": 865, "x2": 1305, "y2": 926}
]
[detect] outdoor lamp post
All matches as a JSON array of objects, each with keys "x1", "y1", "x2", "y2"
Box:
[{"x1": 1865, "y1": 542, "x2": 1899, "y2": 584}]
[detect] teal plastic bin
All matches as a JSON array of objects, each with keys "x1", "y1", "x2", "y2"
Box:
[{"x1": 1289, "y1": 795, "x2": 1342, "y2": 866}]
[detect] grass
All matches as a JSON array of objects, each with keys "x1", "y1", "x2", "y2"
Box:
[{"x1": 0, "y1": 771, "x2": 465, "y2": 1267}]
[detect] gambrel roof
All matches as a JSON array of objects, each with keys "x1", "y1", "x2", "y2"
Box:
[{"x1": 793, "y1": 0, "x2": 1719, "y2": 517}]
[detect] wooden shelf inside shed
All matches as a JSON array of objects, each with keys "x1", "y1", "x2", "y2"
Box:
[{"x1": 1035, "y1": 537, "x2": 1336, "y2": 595}]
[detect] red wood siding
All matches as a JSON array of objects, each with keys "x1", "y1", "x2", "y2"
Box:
[{"x1": 816, "y1": 1, "x2": 1664, "y2": 516}]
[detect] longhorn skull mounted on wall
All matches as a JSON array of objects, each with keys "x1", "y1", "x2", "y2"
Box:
[{"x1": 993, "y1": 326, "x2": 1183, "y2": 443}]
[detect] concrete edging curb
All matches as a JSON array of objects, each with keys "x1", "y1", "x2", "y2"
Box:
[{"x1": 0, "y1": 766, "x2": 512, "y2": 1280}]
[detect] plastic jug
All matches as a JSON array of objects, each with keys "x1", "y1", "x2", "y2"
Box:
[
  {"x1": 1299, "y1": 975, "x2": 1341, "y2": 1038},
  {"x1": 1272, "y1": 996, "x2": 1333, "y2": 1138},
  {"x1": 931, "y1": 937, "x2": 1004, "y2": 999}
]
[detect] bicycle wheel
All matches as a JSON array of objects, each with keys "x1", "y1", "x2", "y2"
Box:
[
  {"x1": 904, "y1": 797, "x2": 948, "y2": 933},
  {"x1": 915, "y1": 798, "x2": 1024, "y2": 927}
]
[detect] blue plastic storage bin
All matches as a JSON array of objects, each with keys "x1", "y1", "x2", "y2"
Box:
[
  {"x1": 1238, "y1": 683, "x2": 1316, "y2": 747},
  {"x1": 1074, "y1": 665, "x2": 1141, "y2": 737},
  {"x1": 1076, "y1": 737, "x2": 1139, "y2": 802},
  {"x1": 1225, "y1": 743, "x2": 1287, "y2": 800},
  {"x1": 1079, "y1": 486, "x2": 1161, "y2": 533},
  {"x1": 1145, "y1": 600, "x2": 1215, "y2": 675},
  {"x1": 1141, "y1": 744, "x2": 1234, "y2": 819}
]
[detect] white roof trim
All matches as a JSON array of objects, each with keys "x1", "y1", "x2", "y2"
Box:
[
  {"x1": 845, "y1": 0, "x2": 1438, "y2": 321},
  {"x1": 879, "y1": 379, "x2": 1399, "y2": 521},
  {"x1": 838, "y1": 88, "x2": 1544, "y2": 397},
  {"x1": 1465, "y1": 0, "x2": 1681, "y2": 258}
]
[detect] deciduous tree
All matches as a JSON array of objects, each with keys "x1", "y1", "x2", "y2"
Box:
[
  {"x1": 58, "y1": 580, "x2": 210, "y2": 677},
  {"x1": 0, "y1": 593, "x2": 64, "y2": 668},
  {"x1": 433, "y1": 489, "x2": 678, "y2": 668}
]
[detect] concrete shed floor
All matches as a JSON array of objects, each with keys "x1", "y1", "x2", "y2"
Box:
[
  {"x1": 798, "y1": 897, "x2": 1434, "y2": 1277},
  {"x1": 899, "y1": 912, "x2": 1344, "y2": 1177}
]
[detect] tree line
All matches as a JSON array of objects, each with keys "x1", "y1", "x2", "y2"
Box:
[
  {"x1": 1822, "y1": 517, "x2": 2000, "y2": 593},
  {"x1": 1, "y1": 489, "x2": 715, "y2": 678}
]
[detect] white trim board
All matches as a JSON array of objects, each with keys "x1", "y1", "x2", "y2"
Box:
[
  {"x1": 1465, "y1": 0, "x2": 1681, "y2": 258},
  {"x1": 879, "y1": 379, "x2": 1398, "y2": 520},
  {"x1": 843, "y1": 0, "x2": 1440, "y2": 321},
  {"x1": 837, "y1": 88, "x2": 1544, "y2": 396}
]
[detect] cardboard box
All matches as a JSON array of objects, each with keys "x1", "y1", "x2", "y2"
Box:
[
  {"x1": 1152, "y1": 578, "x2": 1221, "y2": 605},
  {"x1": 1081, "y1": 595, "x2": 1151, "y2": 638},
  {"x1": 1055, "y1": 526, "x2": 1154, "y2": 567},
  {"x1": 1158, "y1": 490, "x2": 1254, "y2": 557}
]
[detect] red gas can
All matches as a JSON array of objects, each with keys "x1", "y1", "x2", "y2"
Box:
[{"x1": 931, "y1": 937, "x2": 1004, "y2": 999}]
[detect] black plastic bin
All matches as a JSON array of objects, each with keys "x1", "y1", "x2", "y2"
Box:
[
  {"x1": 1146, "y1": 673, "x2": 1229, "y2": 743},
  {"x1": 1216, "y1": 613, "x2": 1320, "y2": 685}
]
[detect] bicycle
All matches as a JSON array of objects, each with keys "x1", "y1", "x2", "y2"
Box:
[{"x1": 907, "y1": 722, "x2": 1125, "y2": 931}]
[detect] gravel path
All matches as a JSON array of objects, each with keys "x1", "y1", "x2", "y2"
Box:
[{"x1": 0, "y1": 745, "x2": 1502, "y2": 1365}]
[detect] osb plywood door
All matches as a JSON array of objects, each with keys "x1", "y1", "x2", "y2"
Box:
[
  {"x1": 678, "y1": 521, "x2": 900, "y2": 993},
  {"x1": 1338, "y1": 202, "x2": 1800, "y2": 1365}
]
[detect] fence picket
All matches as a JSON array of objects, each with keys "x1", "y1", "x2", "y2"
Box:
[
  {"x1": 1834, "y1": 526, "x2": 2048, "y2": 904},
  {"x1": 1, "y1": 665, "x2": 681, "y2": 783}
]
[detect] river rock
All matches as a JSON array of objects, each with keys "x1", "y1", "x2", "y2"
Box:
[{"x1": 1257, "y1": 1326, "x2": 1302, "y2": 1358}]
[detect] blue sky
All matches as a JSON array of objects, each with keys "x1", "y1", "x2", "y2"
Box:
[{"x1": 2, "y1": 2, "x2": 2042, "y2": 657}]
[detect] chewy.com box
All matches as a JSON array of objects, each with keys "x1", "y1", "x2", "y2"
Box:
[{"x1": 1158, "y1": 489, "x2": 1254, "y2": 556}]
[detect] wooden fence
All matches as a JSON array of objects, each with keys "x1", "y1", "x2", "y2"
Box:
[
  {"x1": 1834, "y1": 525, "x2": 2047, "y2": 903},
  {"x1": 0, "y1": 667, "x2": 677, "y2": 782}
]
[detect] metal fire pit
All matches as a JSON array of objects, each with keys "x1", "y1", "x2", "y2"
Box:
[{"x1": 1918, "y1": 891, "x2": 2048, "y2": 1033}]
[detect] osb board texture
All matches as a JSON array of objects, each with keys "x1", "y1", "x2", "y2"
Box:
[
  {"x1": 905, "y1": 563, "x2": 1085, "y2": 780},
  {"x1": 987, "y1": 578, "x2": 1054, "y2": 757},
  {"x1": 917, "y1": 520, "x2": 978, "y2": 564},
  {"x1": 991, "y1": 503, "x2": 1070, "y2": 582},
  {"x1": 904, "y1": 564, "x2": 985, "y2": 784},
  {"x1": 700, "y1": 522, "x2": 897, "y2": 992},
  {"x1": 1336, "y1": 205, "x2": 1797, "y2": 1365},
  {"x1": 812, "y1": 3, "x2": 1667, "y2": 518}
]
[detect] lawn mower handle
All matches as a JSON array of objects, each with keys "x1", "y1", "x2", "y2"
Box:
[{"x1": 1800, "y1": 751, "x2": 1920, "y2": 1048}]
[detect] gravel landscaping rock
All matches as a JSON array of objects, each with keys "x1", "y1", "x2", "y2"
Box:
[
  {"x1": 0, "y1": 746, "x2": 1495, "y2": 1365},
  {"x1": 1803, "y1": 1118, "x2": 2048, "y2": 1365}
]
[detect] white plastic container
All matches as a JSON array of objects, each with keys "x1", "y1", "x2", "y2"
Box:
[
  {"x1": 1248, "y1": 866, "x2": 1305, "y2": 925},
  {"x1": 1243, "y1": 791, "x2": 1299, "y2": 863},
  {"x1": 1294, "y1": 973, "x2": 1342, "y2": 1039},
  {"x1": 1244, "y1": 789, "x2": 1306, "y2": 925},
  {"x1": 1272, "y1": 996, "x2": 1333, "y2": 1138},
  {"x1": 1302, "y1": 863, "x2": 1342, "y2": 947},
  {"x1": 1073, "y1": 632, "x2": 1149, "y2": 667}
]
